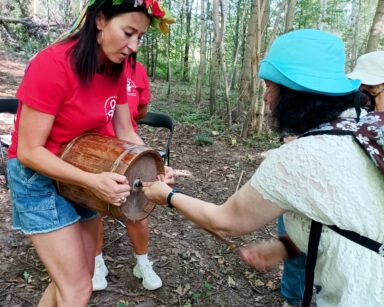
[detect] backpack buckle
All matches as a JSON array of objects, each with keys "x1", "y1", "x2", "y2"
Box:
[{"x1": 379, "y1": 244, "x2": 384, "y2": 257}]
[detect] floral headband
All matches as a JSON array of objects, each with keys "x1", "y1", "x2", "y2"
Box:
[{"x1": 88, "y1": 0, "x2": 176, "y2": 34}]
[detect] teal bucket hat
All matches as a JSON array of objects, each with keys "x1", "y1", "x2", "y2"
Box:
[{"x1": 259, "y1": 29, "x2": 361, "y2": 96}]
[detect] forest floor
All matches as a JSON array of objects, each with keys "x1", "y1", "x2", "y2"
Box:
[{"x1": 0, "y1": 51, "x2": 287, "y2": 307}]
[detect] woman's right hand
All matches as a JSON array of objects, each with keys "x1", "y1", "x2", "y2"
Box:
[
  {"x1": 239, "y1": 239, "x2": 288, "y2": 271},
  {"x1": 87, "y1": 172, "x2": 131, "y2": 206}
]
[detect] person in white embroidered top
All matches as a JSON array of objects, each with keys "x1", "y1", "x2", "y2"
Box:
[{"x1": 142, "y1": 29, "x2": 384, "y2": 307}]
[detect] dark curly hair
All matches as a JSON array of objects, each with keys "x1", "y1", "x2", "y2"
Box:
[{"x1": 273, "y1": 85, "x2": 365, "y2": 134}]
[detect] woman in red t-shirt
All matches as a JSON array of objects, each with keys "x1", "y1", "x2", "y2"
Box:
[{"x1": 6, "y1": 1, "x2": 172, "y2": 306}]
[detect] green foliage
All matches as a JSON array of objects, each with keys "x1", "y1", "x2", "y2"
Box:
[
  {"x1": 243, "y1": 129, "x2": 280, "y2": 151},
  {"x1": 189, "y1": 281, "x2": 215, "y2": 304},
  {"x1": 196, "y1": 134, "x2": 214, "y2": 146},
  {"x1": 22, "y1": 271, "x2": 32, "y2": 283},
  {"x1": 20, "y1": 38, "x2": 51, "y2": 58}
]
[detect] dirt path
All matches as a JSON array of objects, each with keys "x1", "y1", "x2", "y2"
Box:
[{"x1": 0, "y1": 52, "x2": 285, "y2": 307}]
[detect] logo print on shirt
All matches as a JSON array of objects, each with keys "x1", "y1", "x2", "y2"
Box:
[
  {"x1": 126, "y1": 78, "x2": 137, "y2": 97},
  {"x1": 104, "y1": 96, "x2": 117, "y2": 122}
]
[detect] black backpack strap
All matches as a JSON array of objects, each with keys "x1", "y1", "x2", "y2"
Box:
[
  {"x1": 301, "y1": 221, "x2": 384, "y2": 307},
  {"x1": 327, "y1": 225, "x2": 384, "y2": 256},
  {"x1": 301, "y1": 220, "x2": 323, "y2": 307},
  {"x1": 302, "y1": 130, "x2": 354, "y2": 137}
]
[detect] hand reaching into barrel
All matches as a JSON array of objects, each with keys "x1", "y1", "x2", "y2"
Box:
[
  {"x1": 142, "y1": 181, "x2": 172, "y2": 205},
  {"x1": 88, "y1": 172, "x2": 131, "y2": 206}
]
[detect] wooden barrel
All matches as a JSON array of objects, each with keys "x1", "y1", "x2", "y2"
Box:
[{"x1": 56, "y1": 133, "x2": 164, "y2": 222}]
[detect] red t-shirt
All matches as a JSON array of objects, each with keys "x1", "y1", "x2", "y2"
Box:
[
  {"x1": 100, "y1": 61, "x2": 150, "y2": 136},
  {"x1": 8, "y1": 41, "x2": 127, "y2": 158}
]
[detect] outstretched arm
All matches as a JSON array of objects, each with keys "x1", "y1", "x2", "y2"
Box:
[{"x1": 142, "y1": 180, "x2": 285, "y2": 238}]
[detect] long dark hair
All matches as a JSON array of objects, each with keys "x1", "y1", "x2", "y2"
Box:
[
  {"x1": 67, "y1": 0, "x2": 147, "y2": 84},
  {"x1": 273, "y1": 85, "x2": 364, "y2": 134}
]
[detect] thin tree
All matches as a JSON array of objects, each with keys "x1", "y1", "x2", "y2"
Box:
[
  {"x1": 348, "y1": 0, "x2": 361, "y2": 70},
  {"x1": 285, "y1": 0, "x2": 296, "y2": 32},
  {"x1": 166, "y1": 0, "x2": 172, "y2": 98},
  {"x1": 366, "y1": 0, "x2": 384, "y2": 52},
  {"x1": 318, "y1": 0, "x2": 328, "y2": 30},
  {"x1": 195, "y1": 0, "x2": 207, "y2": 105},
  {"x1": 239, "y1": 0, "x2": 269, "y2": 137},
  {"x1": 182, "y1": 0, "x2": 193, "y2": 81},
  {"x1": 229, "y1": 0, "x2": 248, "y2": 90},
  {"x1": 255, "y1": 0, "x2": 286, "y2": 134},
  {"x1": 218, "y1": 0, "x2": 232, "y2": 125},
  {"x1": 209, "y1": 0, "x2": 220, "y2": 115},
  {"x1": 237, "y1": 0, "x2": 259, "y2": 116}
]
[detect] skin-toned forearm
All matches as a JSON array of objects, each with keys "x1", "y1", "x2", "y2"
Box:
[
  {"x1": 169, "y1": 192, "x2": 234, "y2": 238},
  {"x1": 116, "y1": 130, "x2": 144, "y2": 145},
  {"x1": 143, "y1": 181, "x2": 284, "y2": 239},
  {"x1": 113, "y1": 103, "x2": 144, "y2": 145},
  {"x1": 17, "y1": 146, "x2": 97, "y2": 188}
]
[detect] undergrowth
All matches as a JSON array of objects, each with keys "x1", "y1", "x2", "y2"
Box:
[{"x1": 149, "y1": 81, "x2": 280, "y2": 151}]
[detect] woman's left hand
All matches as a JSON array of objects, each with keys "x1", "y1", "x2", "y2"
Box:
[{"x1": 142, "y1": 181, "x2": 172, "y2": 205}]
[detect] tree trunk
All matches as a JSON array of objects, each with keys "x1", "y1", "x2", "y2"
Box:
[
  {"x1": 285, "y1": 0, "x2": 296, "y2": 32},
  {"x1": 182, "y1": 0, "x2": 193, "y2": 82},
  {"x1": 151, "y1": 38, "x2": 158, "y2": 82},
  {"x1": 178, "y1": 0, "x2": 185, "y2": 79},
  {"x1": 366, "y1": 0, "x2": 384, "y2": 52},
  {"x1": 32, "y1": 0, "x2": 38, "y2": 17},
  {"x1": 237, "y1": 0, "x2": 259, "y2": 115},
  {"x1": 166, "y1": 0, "x2": 172, "y2": 98},
  {"x1": 218, "y1": 0, "x2": 232, "y2": 125},
  {"x1": 229, "y1": 0, "x2": 247, "y2": 90},
  {"x1": 318, "y1": 0, "x2": 328, "y2": 30},
  {"x1": 348, "y1": 0, "x2": 361, "y2": 70},
  {"x1": 240, "y1": 0, "x2": 269, "y2": 137},
  {"x1": 255, "y1": 0, "x2": 286, "y2": 134},
  {"x1": 195, "y1": 0, "x2": 207, "y2": 105},
  {"x1": 209, "y1": 0, "x2": 221, "y2": 115}
]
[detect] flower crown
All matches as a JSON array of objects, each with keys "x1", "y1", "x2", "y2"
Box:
[{"x1": 89, "y1": 0, "x2": 175, "y2": 34}]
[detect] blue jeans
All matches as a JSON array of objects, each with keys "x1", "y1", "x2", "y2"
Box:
[
  {"x1": 7, "y1": 158, "x2": 97, "y2": 235},
  {"x1": 278, "y1": 216, "x2": 306, "y2": 307}
]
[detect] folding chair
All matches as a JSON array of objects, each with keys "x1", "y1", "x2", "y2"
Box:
[
  {"x1": 0, "y1": 98, "x2": 18, "y2": 186},
  {"x1": 137, "y1": 111, "x2": 174, "y2": 166}
]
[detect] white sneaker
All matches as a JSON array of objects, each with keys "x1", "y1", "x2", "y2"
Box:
[
  {"x1": 133, "y1": 261, "x2": 162, "y2": 290},
  {"x1": 92, "y1": 256, "x2": 109, "y2": 291}
]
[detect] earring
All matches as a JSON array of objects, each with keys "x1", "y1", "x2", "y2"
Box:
[{"x1": 97, "y1": 31, "x2": 104, "y2": 44}]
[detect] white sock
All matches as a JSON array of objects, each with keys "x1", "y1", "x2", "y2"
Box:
[
  {"x1": 95, "y1": 253, "x2": 103, "y2": 262},
  {"x1": 136, "y1": 254, "x2": 149, "y2": 265}
]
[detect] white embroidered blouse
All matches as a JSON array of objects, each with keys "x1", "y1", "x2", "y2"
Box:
[{"x1": 250, "y1": 114, "x2": 384, "y2": 307}]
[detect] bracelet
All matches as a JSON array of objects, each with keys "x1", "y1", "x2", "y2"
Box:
[
  {"x1": 166, "y1": 189, "x2": 180, "y2": 208},
  {"x1": 278, "y1": 235, "x2": 301, "y2": 259}
]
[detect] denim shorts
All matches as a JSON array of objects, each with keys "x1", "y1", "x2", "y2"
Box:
[{"x1": 7, "y1": 158, "x2": 97, "y2": 235}]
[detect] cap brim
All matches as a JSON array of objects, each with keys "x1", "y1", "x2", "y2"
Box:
[
  {"x1": 347, "y1": 71, "x2": 384, "y2": 86},
  {"x1": 260, "y1": 60, "x2": 361, "y2": 96}
]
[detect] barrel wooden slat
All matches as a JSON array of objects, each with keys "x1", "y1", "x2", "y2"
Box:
[{"x1": 56, "y1": 133, "x2": 164, "y2": 222}]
